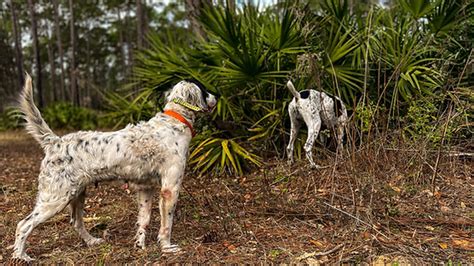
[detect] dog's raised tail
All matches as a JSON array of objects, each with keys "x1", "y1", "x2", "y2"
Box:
[
  {"x1": 20, "y1": 74, "x2": 58, "y2": 148},
  {"x1": 286, "y1": 80, "x2": 300, "y2": 100}
]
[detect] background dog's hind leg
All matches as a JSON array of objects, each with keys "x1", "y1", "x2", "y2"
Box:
[
  {"x1": 12, "y1": 195, "x2": 69, "y2": 262},
  {"x1": 304, "y1": 115, "x2": 322, "y2": 168},
  {"x1": 134, "y1": 187, "x2": 154, "y2": 249},
  {"x1": 70, "y1": 189, "x2": 105, "y2": 246},
  {"x1": 287, "y1": 105, "x2": 301, "y2": 165}
]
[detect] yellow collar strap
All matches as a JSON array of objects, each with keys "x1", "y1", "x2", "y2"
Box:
[{"x1": 172, "y1": 98, "x2": 202, "y2": 112}]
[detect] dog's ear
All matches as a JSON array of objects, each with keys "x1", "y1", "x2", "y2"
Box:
[{"x1": 163, "y1": 89, "x2": 172, "y2": 103}]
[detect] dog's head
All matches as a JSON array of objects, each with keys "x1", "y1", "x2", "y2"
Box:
[{"x1": 165, "y1": 80, "x2": 217, "y2": 112}]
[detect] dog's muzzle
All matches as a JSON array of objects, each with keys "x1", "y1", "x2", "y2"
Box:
[{"x1": 205, "y1": 96, "x2": 218, "y2": 112}]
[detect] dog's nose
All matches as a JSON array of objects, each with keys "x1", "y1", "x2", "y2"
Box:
[{"x1": 207, "y1": 96, "x2": 217, "y2": 111}]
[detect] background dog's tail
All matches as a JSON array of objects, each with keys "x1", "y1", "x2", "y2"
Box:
[
  {"x1": 286, "y1": 80, "x2": 300, "y2": 100},
  {"x1": 20, "y1": 73, "x2": 58, "y2": 148}
]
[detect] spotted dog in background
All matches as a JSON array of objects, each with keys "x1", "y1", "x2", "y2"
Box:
[
  {"x1": 286, "y1": 80, "x2": 348, "y2": 168},
  {"x1": 11, "y1": 74, "x2": 217, "y2": 262}
]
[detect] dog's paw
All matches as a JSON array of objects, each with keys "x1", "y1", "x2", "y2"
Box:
[
  {"x1": 11, "y1": 252, "x2": 34, "y2": 263},
  {"x1": 8, "y1": 257, "x2": 31, "y2": 265},
  {"x1": 134, "y1": 239, "x2": 146, "y2": 250},
  {"x1": 86, "y1": 237, "x2": 105, "y2": 246},
  {"x1": 161, "y1": 244, "x2": 182, "y2": 254}
]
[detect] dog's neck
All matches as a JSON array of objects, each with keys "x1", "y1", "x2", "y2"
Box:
[{"x1": 162, "y1": 102, "x2": 196, "y2": 124}]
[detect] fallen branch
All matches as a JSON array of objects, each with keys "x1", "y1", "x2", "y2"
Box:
[{"x1": 296, "y1": 244, "x2": 344, "y2": 260}]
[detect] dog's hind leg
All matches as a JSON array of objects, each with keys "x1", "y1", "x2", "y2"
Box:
[
  {"x1": 304, "y1": 115, "x2": 322, "y2": 168},
  {"x1": 70, "y1": 189, "x2": 104, "y2": 246},
  {"x1": 287, "y1": 104, "x2": 301, "y2": 165},
  {"x1": 12, "y1": 193, "x2": 70, "y2": 262},
  {"x1": 134, "y1": 187, "x2": 154, "y2": 249}
]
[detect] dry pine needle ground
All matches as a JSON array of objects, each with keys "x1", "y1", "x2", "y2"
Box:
[{"x1": 0, "y1": 131, "x2": 472, "y2": 264}]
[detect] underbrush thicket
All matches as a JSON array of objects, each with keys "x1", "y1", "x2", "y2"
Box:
[{"x1": 126, "y1": 0, "x2": 472, "y2": 175}]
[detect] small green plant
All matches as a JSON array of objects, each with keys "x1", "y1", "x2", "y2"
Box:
[
  {"x1": 269, "y1": 249, "x2": 281, "y2": 258},
  {"x1": 354, "y1": 100, "x2": 378, "y2": 133},
  {"x1": 189, "y1": 131, "x2": 262, "y2": 176},
  {"x1": 403, "y1": 98, "x2": 438, "y2": 142}
]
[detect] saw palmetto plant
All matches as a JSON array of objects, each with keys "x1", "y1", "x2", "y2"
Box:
[{"x1": 103, "y1": 0, "x2": 472, "y2": 175}]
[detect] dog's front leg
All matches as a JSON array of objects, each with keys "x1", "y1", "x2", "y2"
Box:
[
  {"x1": 158, "y1": 167, "x2": 183, "y2": 253},
  {"x1": 134, "y1": 187, "x2": 154, "y2": 249}
]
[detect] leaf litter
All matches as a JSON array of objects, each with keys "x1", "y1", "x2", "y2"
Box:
[{"x1": 0, "y1": 131, "x2": 472, "y2": 264}]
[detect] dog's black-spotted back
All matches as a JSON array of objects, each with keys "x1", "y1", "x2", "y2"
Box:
[
  {"x1": 185, "y1": 78, "x2": 209, "y2": 101},
  {"x1": 299, "y1": 90, "x2": 310, "y2": 99}
]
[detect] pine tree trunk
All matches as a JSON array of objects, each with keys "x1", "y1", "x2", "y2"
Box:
[
  {"x1": 136, "y1": 0, "x2": 144, "y2": 49},
  {"x1": 227, "y1": 0, "x2": 235, "y2": 11},
  {"x1": 125, "y1": 4, "x2": 134, "y2": 83},
  {"x1": 69, "y1": 0, "x2": 78, "y2": 106},
  {"x1": 185, "y1": 0, "x2": 211, "y2": 38},
  {"x1": 47, "y1": 42, "x2": 58, "y2": 102},
  {"x1": 27, "y1": 0, "x2": 44, "y2": 108},
  {"x1": 53, "y1": 0, "x2": 66, "y2": 101},
  {"x1": 116, "y1": 7, "x2": 127, "y2": 72},
  {"x1": 9, "y1": 0, "x2": 24, "y2": 90},
  {"x1": 85, "y1": 36, "x2": 91, "y2": 107}
]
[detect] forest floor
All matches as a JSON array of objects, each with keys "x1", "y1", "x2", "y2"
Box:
[{"x1": 1, "y1": 130, "x2": 473, "y2": 264}]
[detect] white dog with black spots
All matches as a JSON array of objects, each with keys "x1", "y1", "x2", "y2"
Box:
[
  {"x1": 286, "y1": 80, "x2": 348, "y2": 168},
  {"x1": 11, "y1": 74, "x2": 217, "y2": 261}
]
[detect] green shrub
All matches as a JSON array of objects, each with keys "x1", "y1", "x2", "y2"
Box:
[
  {"x1": 354, "y1": 100, "x2": 378, "y2": 134},
  {"x1": 0, "y1": 107, "x2": 22, "y2": 131},
  {"x1": 402, "y1": 91, "x2": 472, "y2": 145},
  {"x1": 42, "y1": 102, "x2": 99, "y2": 130},
  {"x1": 100, "y1": 90, "x2": 156, "y2": 129}
]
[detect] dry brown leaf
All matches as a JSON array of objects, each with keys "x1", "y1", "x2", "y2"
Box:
[
  {"x1": 390, "y1": 184, "x2": 401, "y2": 193},
  {"x1": 362, "y1": 231, "x2": 371, "y2": 239},
  {"x1": 227, "y1": 244, "x2": 237, "y2": 253},
  {"x1": 423, "y1": 237, "x2": 436, "y2": 242},
  {"x1": 223, "y1": 240, "x2": 237, "y2": 252},
  {"x1": 440, "y1": 205, "x2": 451, "y2": 212},
  {"x1": 438, "y1": 242, "x2": 448, "y2": 249},
  {"x1": 309, "y1": 239, "x2": 324, "y2": 248},
  {"x1": 424, "y1": 225, "x2": 435, "y2": 231},
  {"x1": 452, "y1": 239, "x2": 473, "y2": 249}
]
